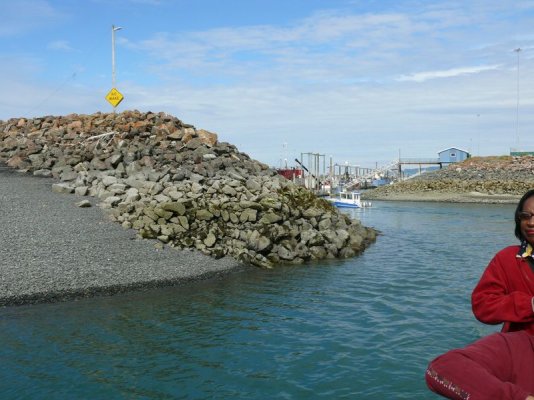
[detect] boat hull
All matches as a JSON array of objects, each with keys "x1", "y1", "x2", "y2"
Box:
[{"x1": 330, "y1": 200, "x2": 360, "y2": 208}]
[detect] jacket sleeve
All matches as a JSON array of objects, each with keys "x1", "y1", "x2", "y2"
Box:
[
  {"x1": 425, "y1": 333, "x2": 533, "y2": 400},
  {"x1": 471, "y1": 252, "x2": 534, "y2": 325}
]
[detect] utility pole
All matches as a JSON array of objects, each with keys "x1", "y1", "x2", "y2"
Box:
[
  {"x1": 111, "y1": 25, "x2": 123, "y2": 113},
  {"x1": 112, "y1": 25, "x2": 122, "y2": 89},
  {"x1": 477, "y1": 114, "x2": 480, "y2": 157},
  {"x1": 514, "y1": 47, "x2": 521, "y2": 150}
]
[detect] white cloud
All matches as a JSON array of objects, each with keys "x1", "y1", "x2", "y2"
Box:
[
  {"x1": 0, "y1": 0, "x2": 63, "y2": 37},
  {"x1": 396, "y1": 65, "x2": 502, "y2": 82},
  {"x1": 126, "y1": 2, "x2": 511, "y2": 89},
  {"x1": 124, "y1": 10, "x2": 428, "y2": 88},
  {"x1": 47, "y1": 40, "x2": 74, "y2": 52}
]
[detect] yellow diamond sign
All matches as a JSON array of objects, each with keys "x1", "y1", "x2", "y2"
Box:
[{"x1": 105, "y1": 88, "x2": 124, "y2": 107}]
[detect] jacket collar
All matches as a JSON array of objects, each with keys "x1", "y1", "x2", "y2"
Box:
[{"x1": 517, "y1": 240, "x2": 534, "y2": 259}]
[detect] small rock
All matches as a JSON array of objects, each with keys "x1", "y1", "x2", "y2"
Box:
[{"x1": 76, "y1": 200, "x2": 92, "y2": 208}]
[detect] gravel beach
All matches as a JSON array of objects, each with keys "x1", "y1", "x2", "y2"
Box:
[
  {"x1": 0, "y1": 164, "x2": 245, "y2": 307},
  {"x1": 362, "y1": 190, "x2": 522, "y2": 203}
]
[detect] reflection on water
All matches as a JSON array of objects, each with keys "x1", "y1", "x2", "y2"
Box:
[{"x1": 0, "y1": 201, "x2": 517, "y2": 399}]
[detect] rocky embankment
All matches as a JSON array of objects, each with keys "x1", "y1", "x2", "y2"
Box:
[
  {"x1": 0, "y1": 110, "x2": 376, "y2": 268},
  {"x1": 362, "y1": 156, "x2": 534, "y2": 203}
]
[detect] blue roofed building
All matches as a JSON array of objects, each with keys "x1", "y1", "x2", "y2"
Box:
[{"x1": 438, "y1": 147, "x2": 470, "y2": 164}]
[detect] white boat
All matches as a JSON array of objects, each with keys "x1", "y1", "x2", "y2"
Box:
[{"x1": 326, "y1": 190, "x2": 371, "y2": 208}]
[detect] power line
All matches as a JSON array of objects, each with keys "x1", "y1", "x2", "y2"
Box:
[
  {"x1": 25, "y1": 37, "x2": 103, "y2": 117},
  {"x1": 25, "y1": 71, "x2": 78, "y2": 117}
]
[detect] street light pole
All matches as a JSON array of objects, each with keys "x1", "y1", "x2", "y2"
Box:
[
  {"x1": 477, "y1": 114, "x2": 480, "y2": 157},
  {"x1": 514, "y1": 47, "x2": 521, "y2": 150},
  {"x1": 112, "y1": 25, "x2": 123, "y2": 88},
  {"x1": 111, "y1": 25, "x2": 123, "y2": 113}
]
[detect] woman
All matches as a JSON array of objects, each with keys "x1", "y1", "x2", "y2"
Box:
[
  {"x1": 471, "y1": 189, "x2": 534, "y2": 334},
  {"x1": 426, "y1": 331, "x2": 534, "y2": 399}
]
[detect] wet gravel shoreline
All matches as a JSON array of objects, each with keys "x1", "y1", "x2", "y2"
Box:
[
  {"x1": 362, "y1": 190, "x2": 522, "y2": 203},
  {"x1": 0, "y1": 164, "x2": 245, "y2": 307}
]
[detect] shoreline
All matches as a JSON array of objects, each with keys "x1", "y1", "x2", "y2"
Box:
[
  {"x1": 0, "y1": 165, "x2": 247, "y2": 307},
  {"x1": 361, "y1": 190, "x2": 522, "y2": 204},
  {"x1": 2, "y1": 155, "x2": 521, "y2": 307}
]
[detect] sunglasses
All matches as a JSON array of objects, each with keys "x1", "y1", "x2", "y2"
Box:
[{"x1": 518, "y1": 211, "x2": 534, "y2": 221}]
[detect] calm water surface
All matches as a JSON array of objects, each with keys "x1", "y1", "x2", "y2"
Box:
[{"x1": 0, "y1": 201, "x2": 517, "y2": 399}]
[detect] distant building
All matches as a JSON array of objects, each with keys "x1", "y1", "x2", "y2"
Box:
[
  {"x1": 438, "y1": 147, "x2": 470, "y2": 164},
  {"x1": 510, "y1": 150, "x2": 534, "y2": 156},
  {"x1": 371, "y1": 178, "x2": 388, "y2": 187},
  {"x1": 277, "y1": 167, "x2": 303, "y2": 180}
]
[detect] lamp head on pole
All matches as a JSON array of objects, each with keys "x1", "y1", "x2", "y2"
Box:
[{"x1": 112, "y1": 25, "x2": 123, "y2": 32}]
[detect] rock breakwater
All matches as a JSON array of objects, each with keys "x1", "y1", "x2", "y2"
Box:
[
  {"x1": 363, "y1": 156, "x2": 534, "y2": 203},
  {"x1": 0, "y1": 110, "x2": 376, "y2": 268}
]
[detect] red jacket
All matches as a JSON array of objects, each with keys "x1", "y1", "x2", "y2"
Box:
[
  {"x1": 426, "y1": 331, "x2": 534, "y2": 399},
  {"x1": 471, "y1": 246, "x2": 534, "y2": 334}
]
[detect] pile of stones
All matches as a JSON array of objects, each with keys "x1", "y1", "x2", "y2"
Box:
[
  {"x1": 365, "y1": 156, "x2": 534, "y2": 198},
  {"x1": 0, "y1": 110, "x2": 376, "y2": 268}
]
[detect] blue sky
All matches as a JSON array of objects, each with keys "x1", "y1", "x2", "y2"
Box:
[{"x1": 1, "y1": 0, "x2": 534, "y2": 168}]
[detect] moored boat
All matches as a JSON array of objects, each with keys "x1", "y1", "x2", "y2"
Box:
[{"x1": 326, "y1": 190, "x2": 371, "y2": 208}]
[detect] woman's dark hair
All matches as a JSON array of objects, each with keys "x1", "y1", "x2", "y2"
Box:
[{"x1": 515, "y1": 189, "x2": 534, "y2": 241}]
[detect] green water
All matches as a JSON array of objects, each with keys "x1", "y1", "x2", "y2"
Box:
[{"x1": 0, "y1": 201, "x2": 516, "y2": 399}]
